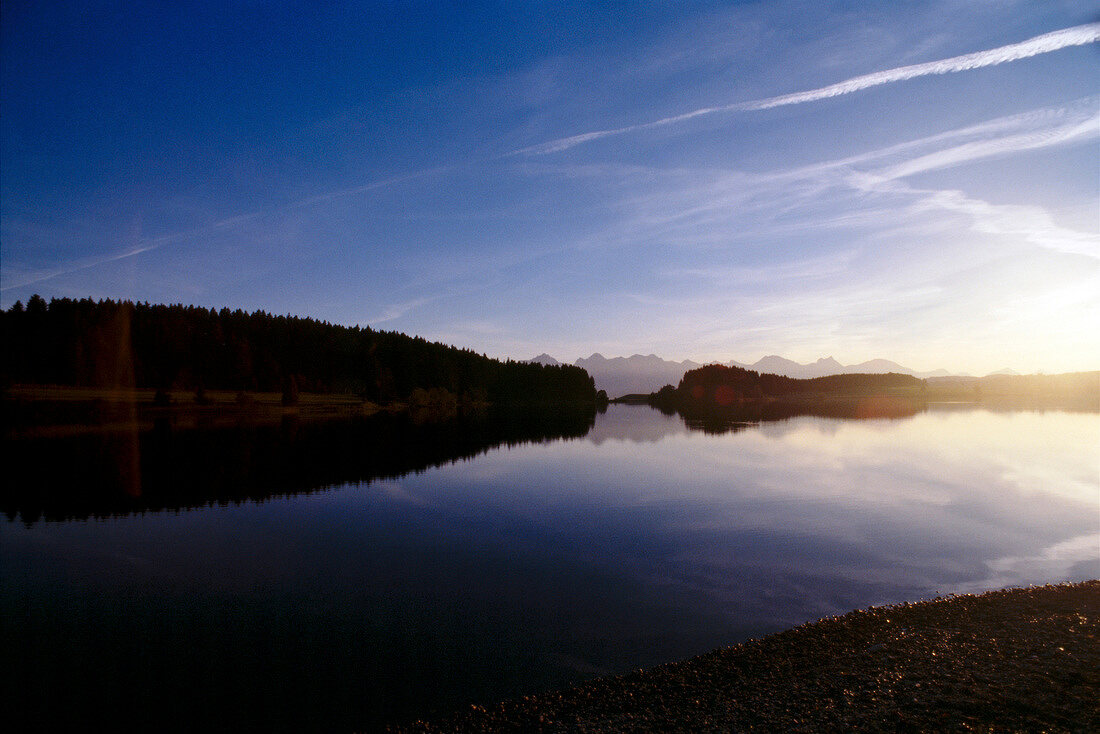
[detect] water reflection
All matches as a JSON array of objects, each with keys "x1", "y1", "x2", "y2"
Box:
[
  {"x1": 1, "y1": 403, "x2": 1097, "y2": 731},
  {"x1": 648, "y1": 393, "x2": 1097, "y2": 434},
  {"x1": 3, "y1": 407, "x2": 595, "y2": 524},
  {"x1": 6, "y1": 398, "x2": 1093, "y2": 524}
]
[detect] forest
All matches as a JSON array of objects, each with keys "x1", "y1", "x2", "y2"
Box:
[{"x1": 0, "y1": 295, "x2": 598, "y2": 405}]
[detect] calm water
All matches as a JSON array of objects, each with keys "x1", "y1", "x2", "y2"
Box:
[{"x1": 3, "y1": 404, "x2": 1098, "y2": 731}]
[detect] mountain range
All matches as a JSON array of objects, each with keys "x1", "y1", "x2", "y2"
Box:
[{"x1": 527, "y1": 353, "x2": 966, "y2": 398}]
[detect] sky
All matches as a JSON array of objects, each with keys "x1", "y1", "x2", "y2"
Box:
[{"x1": 2, "y1": 1, "x2": 1098, "y2": 375}]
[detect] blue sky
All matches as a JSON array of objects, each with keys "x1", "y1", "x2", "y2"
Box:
[{"x1": 2, "y1": 1, "x2": 1097, "y2": 374}]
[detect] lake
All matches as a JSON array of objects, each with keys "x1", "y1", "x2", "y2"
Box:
[{"x1": 3, "y1": 403, "x2": 1098, "y2": 731}]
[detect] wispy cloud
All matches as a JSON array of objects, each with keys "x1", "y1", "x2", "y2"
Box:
[
  {"x1": 517, "y1": 23, "x2": 1100, "y2": 155},
  {"x1": 0, "y1": 244, "x2": 159, "y2": 292},
  {"x1": 773, "y1": 97, "x2": 1100, "y2": 183},
  {"x1": 842, "y1": 102, "x2": 1100, "y2": 259},
  {"x1": 0, "y1": 163, "x2": 460, "y2": 294},
  {"x1": 289, "y1": 166, "x2": 454, "y2": 208},
  {"x1": 898, "y1": 184, "x2": 1100, "y2": 259},
  {"x1": 873, "y1": 110, "x2": 1099, "y2": 181},
  {"x1": 0, "y1": 213, "x2": 266, "y2": 292},
  {"x1": 580, "y1": 100, "x2": 1099, "y2": 260},
  {"x1": 366, "y1": 297, "x2": 435, "y2": 324},
  {"x1": 738, "y1": 23, "x2": 1100, "y2": 110},
  {"x1": 665, "y1": 249, "x2": 860, "y2": 285},
  {"x1": 595, "y1": 95, "x2": 1099, "y2": 364}
]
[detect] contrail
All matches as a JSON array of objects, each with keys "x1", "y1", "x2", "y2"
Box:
[
  {"x1": 1, "y1": 244, "x2": 159, "y2": 291},
  {"x1": 518, "y1": 23, "x2": 1100, "y2": 155},
  {"x1": 874, "y1": 110, "x2": 1099, "y2": 181},
  {"x1": 2, "y1": 166, "x2": 452, "y2": 292},
  {"x1": 740, "y1": 23, "x2": 1100, "y2": 111}
]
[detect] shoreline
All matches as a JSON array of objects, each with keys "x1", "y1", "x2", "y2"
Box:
[
  {"x1": 3, "y1": 384, "x2": 508, "y2": 438},
  {"x1": 392, "y1": 580, "x2": 1099, "y2": 732}
]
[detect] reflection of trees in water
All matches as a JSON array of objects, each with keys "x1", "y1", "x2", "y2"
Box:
[
  {"x1": 683, "y1": 419, "x2": 758, "y2": 436},
  {"x1": 672, "y1": 393, "x2": 1099, "y2": 435},
  {"x1": 3, "y1": 407, "x2": 595, "y2": 524},
  {"x1": 676, "y1": 397, "x2": 925, "y2": 435}
]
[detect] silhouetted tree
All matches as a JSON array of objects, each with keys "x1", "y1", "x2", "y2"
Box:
[{"x1": 282, "y1": 375, "x2": 300, "y2": 406}]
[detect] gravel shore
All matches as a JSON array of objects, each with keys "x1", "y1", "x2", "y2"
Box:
[{"x1": 391, "y1": 580, "x2": 1099, "y2": 732}]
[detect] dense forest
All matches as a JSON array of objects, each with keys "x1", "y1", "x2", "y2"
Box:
[{"x1": 1, "y1": 296, "x2": 598, "y2": 405}]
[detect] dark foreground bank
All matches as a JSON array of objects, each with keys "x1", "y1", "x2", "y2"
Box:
[{"x1": 391, "y1": 581, "x2": 1099, "y2": 732}]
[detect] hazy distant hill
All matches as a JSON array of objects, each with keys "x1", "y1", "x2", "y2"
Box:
[
  {"x1": 753, "y1": 355, "x2": 844, "y2": 379},
  {"x1": 528, "y1": 353, "x2": 561, "y2": 367},
  {"x1": 530, "y1": 353, "x2": 699, "y2": 397},
  {"x1": 530, "y1": 352, "x2": 954, "y2": 397},
  {"x1": 575, "y1": 354, "x2": 704, "y2": 397},
  {"x1": 744, "y1": 355, "x2": 951, "y2": 380}
]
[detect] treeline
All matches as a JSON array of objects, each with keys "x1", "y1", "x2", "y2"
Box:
[
  {"x1": 1, "y1": 295, "x2": 596, "y2": 405},
  {"x1": 928, "y1": 372, "x2": 1100, "y2": 402},
  {"x1": 650, "y1": 363, "x2": 923, "y2": 412},
  {"x1": 647, "y1": 363, "x2": 1099, "y2": 417}
]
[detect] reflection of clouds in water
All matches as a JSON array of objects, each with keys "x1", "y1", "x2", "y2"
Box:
[
  {"x1": 756, "y1": 418, "x2": 843, "y2": 440},
  {"x1": 946, "y1": 533, "x2": 1100, "y2": 595},
  {"x1": 703, "y1": 411, "x2": 1099, "y2": 505},
  {"x1": 411, "y1": 407, "x2": 1097, "y2": 605},
  {"x1": 999, "y1": 451, "x2": 1100, "y2": 504},
  {"x1": 376, "y1": 481, "x2": 431, "y2": 507},
  {"x1": 585, "y1": 405, "x2": 689, "y2": 445},
  {"x1": 597, "y1": 410, "x2": 1097, "y2": 602}
]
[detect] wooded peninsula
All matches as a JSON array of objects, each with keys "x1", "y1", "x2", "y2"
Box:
[{"x1": 630, "y1": 362, "x2": 1099, "y2": 422}]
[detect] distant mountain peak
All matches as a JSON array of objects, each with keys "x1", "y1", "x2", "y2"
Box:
[
  {"x1": 527, "y1": 350, "x2": 961, "y2": 398},
  {"x1": 754, "y1": 355, "x2": 803, "y2": 373},
  {"x1": 527, "y1": 353, "x2": 560, "y2": 366}
]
